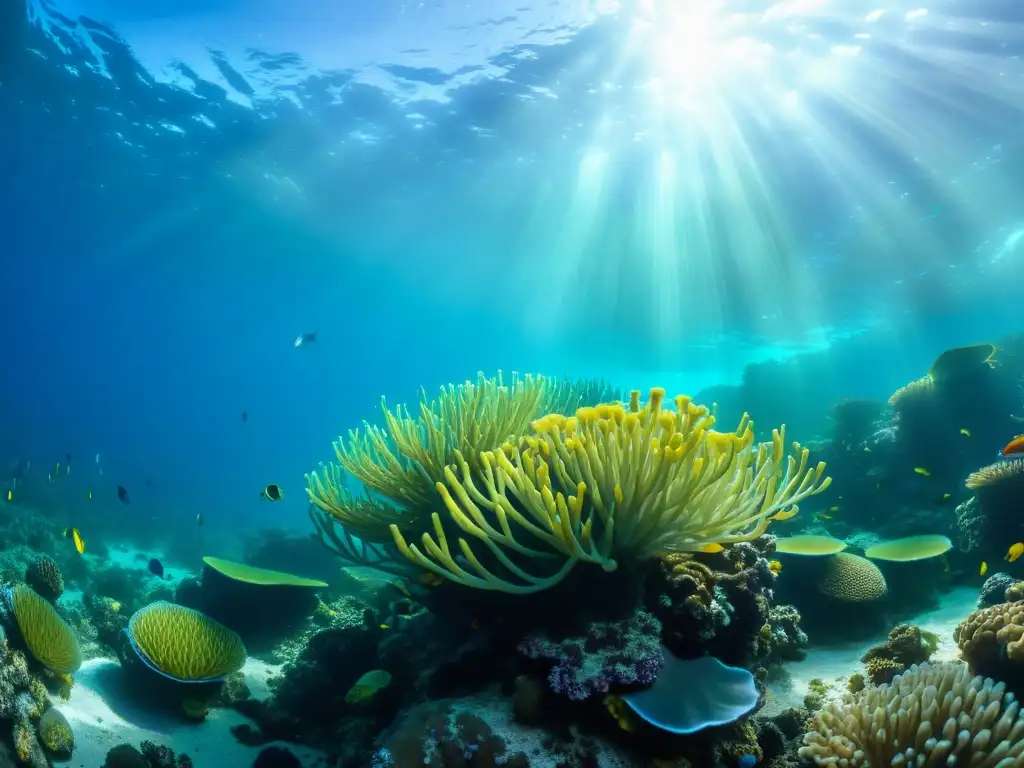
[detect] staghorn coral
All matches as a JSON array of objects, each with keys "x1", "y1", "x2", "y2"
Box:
[
  {"x1": 24, "y1": 556, "x2": 63, "y2": 603},
  {"x1": 392, "y1": 388, "x2": 830, "y2": 593},
  {"x1": 860, "y1": 624, "x2": 937, "y2": 685},
  {"x1": 800, "y1": 661, "x2": 1024, "y2": 766},
  {"x1": 817, "y1": 553, "x2": 887, "y2": 602},
  {"x1": 518, "y1": 608, "x2": 663, "y2": 701}
]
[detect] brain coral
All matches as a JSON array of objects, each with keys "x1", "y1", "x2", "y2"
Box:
[
  {"x1": 800, "y1": 662, "x2": 1024, "y2": 765},
  {"x1": 954, "y1": 600, "x2": 1024, "y2": 677},
  {"x1": 4, "y1": 585, "x2": 81, "y2": 673},
  {"x1": 25, "y1": 556, "x2": 64, "y2": 602},
  {"x1": 817, "y1": 553, "x2": 887, "y2": 602},
  {"x1": 127, "y1": 601, "x2": 246, "y2": 682}
]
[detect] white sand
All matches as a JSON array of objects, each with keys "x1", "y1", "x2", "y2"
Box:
[
  {"x1": 764, "y1": 586, "x2": 978, "y2": 715},
  {"x1": 58, "y1": 658, "x2": 324, "y2": 767}
]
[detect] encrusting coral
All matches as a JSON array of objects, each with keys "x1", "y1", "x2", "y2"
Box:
[
  {"x1": 954, "y1": 600, "x2": 1024, "y2": 687},
  {"x1": 390, "y1": 387, "x2": 830, "y2": 593},
  {"x1": 860, "y1": 623, "x2": 936, "y2": 685},
  {"x1": 800, "y1": 661, "x2": 1024, "y2": 766}
]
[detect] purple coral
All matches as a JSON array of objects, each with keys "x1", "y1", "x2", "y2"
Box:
[{"x1": 518, "y1": 609, "x2": 663, "y2": 701}]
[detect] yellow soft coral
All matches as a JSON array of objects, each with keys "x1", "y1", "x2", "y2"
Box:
[
  {"x1": 306, "y1": 371, "x2": 555, "y2": 543},
  {"x1": 390, "y1": 387, "x2": 830, "y2": 593}
]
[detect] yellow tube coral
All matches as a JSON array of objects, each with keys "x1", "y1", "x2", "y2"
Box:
[{"x1": 390, "y1": 387, "x2": 831, "y2": 593}]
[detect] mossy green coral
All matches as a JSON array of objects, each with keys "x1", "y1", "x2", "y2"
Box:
[
  {"x1": 4, "y1": 585, "x2": 82, "y2": 673},
  {"x1": 127, "y1": 602, "x2": 246, "y2": 683},
  {"x1": 38, "y1": 707, "x2": 73, "y2": 757}
]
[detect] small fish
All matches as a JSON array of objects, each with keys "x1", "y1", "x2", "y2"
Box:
[
  {"x1": 95, "y1": 453, "x2": 100, "y2": 464},
  {"x1": 148, "y1": 558, "x2": 166, "y2": 579},
  {"x1": 942, "y1": 493, "x2": 951, "y2": 500},
  {"x1": 980, "y1": 561, "x2": 989, "y2": 576},
  {"x1": 293, "y1": 330, "x2": 318, "y2": 348},
  {"x1": 1006, "y1": 542, "x2": 1024, "y2": 563},
  {"x1": 768, "y1": 560, "x2": 782, "y2": 574},
  {"x1": 914, "y1": 467, "x2": 931, "y2": 477},
  {"x1": 1003, "y1": 435, "x2": 1024, "y2": 457},
  {"x1": 117, "y1": 485, "x2": 130, "y2": 505},
  {"x1": 863, "y1": 446, "x2": 871, "y2": 452},
  {"x1": 698, "y1": 543, "x2": 725, "y2": 553},
  {"x1": 817, "y1": 513, "x2": 834, "y2": 520},
  {"x1": 5, "y1": 489, "x2": 10, "y2": 502},
  {"x1": 196, "y1": 513, "x2": 204, "y2": 527},
  {"x1": 260, "y1": 484, "x2": 284, "y2": 502},
  {"x1": 960, "y1": 428, "x2": 972, "y2": 437},
  {"x1": 241, "y1": 411, "x2": 248, "y2": 422},
  {"x1": 64, "y1": 527, "x2": 85, "y2": 555},
  {"x1": 768, "y1": 509, "x2": 798, "y2": 521},
  {"x1": 829, "y1": 505, "x2": 841, "y2": 513},
  {"x1": 378, "y1": 624, "x2": 389, "y2": 630},
  {"x1": 87, "y1": 490, "x2": 92, "y2": 500},
  {"x1": 53, "y1": 461, "x2": 60, "y2": 479}
]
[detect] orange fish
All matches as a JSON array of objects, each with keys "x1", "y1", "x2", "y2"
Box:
[{"x1": 1002, "y1": 435, "x2": 1024, "y2": 457}]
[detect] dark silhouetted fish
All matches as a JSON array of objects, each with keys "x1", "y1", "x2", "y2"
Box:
[
  {"x1": 293, "y1": 330, "x2": 318, "y2": 348},
  {"x1": 117, "y1": 485, "x2": 130, "y2": 504},
  {"x1": 241, "y1": 411, "x2": 248, "y2": 422},
  {"x1": 260, "y1": 483, "x2": 284, "y2": 501},
  {"x1": 148, "y1": 558, "x2": 165, "y2": 579}
]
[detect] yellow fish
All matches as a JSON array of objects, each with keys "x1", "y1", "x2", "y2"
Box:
[
  {"x1": 64, "y1": 527, "x2": 85, "y2": 555},
  {"x1": 768, "y1": 560, "x2": 782, "y2": 574},
  {"x1": 829, "y1": 506, "x2": 841, "y2": 513},
  {"x1": 980, "y1": 561, "x2": 988, "y2": 576},
  {"x1": 914, "y1": 467, "x2": 931, "y2": 477},
  {"x1": 960, "y1": 428, "x2": 971, "y2": 437},
  {"x1": 378, "y1": 624, "x2": 389, "y2": 630},
  {"x1": 699, "y1": 543, "x2": 725, "y2": 553},
  {"x1": 1007, "y1": 543, "x2": 1024, "y2": 563},
  {"x1": 87, "y1": 490, "x2": 92, "y2": 501},
  {"x1": 942, "y1": 493, "x2": 951, "y2": 500},
  {"x1": 5, "y1": 489, "x2": 10, "y2": 502},
  {"x1": 817, "y1": 513, "x2": 834, "y2": 520},
  {"x1": 768, "y1": 509, "x2": 798, "y2": 522}
]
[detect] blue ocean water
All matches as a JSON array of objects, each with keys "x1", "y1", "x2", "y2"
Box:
[{"x1": 1, "y1": 0, "x2": 1023, "y2": 548}]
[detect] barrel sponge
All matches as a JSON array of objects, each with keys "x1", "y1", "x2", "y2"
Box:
[
  {"x1": 127, "y1": 602, "x2": 246, "y2": 683},
  {"x1": 4, "y1": 585, "x2": 81, "y2": 673},
  {"x1": 954, "y1": 600, "x2": 1024, "y2": 669},
  {"x1": 817, "y1": 553, "x2": 887, "y2": 602},
  {"x1": 800, "y1": 661, "x2": 1024, "y2": 766}
]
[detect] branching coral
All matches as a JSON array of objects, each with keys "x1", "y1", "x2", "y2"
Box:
[
  {"x1": 391, "y1": 388, "x2": 830, "y2": 593},
  {"x1": 800, "y1": 662, "x2": 1024, "y2": 766},
  {"x1": 306, "y1": 372, "x2": 556, "y2": 543}
]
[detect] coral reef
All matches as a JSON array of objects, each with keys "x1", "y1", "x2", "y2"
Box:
[
  {"x1": 859, "y1": 623, "x2": 936, "y2": 684},
  {"x1": 518, "y1": 608, "x2": 663, "y2": 701},
  {"x1": 978, "y1": 571, "x2": 1020, "y2": 607},
  {"x1": 24, "y1": 556, "x2": 63, "y2": 603},
  {"x1": 801, "y1": 662, "x2": 1024, "y2": 765},
  {"x1": 102, "y1": 741, "x2": 194, "y2": 767},
  {"x1": 954, "y1": 600, "x2": 1024, "y2": 689}
]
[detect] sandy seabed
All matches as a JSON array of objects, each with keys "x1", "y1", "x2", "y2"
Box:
[
  {"x1": 763, "y1": 586, "x2": 978, "y2": 716},
  {"x1": 60, "y1": 656, "x2": 325, "y2": 767}
]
